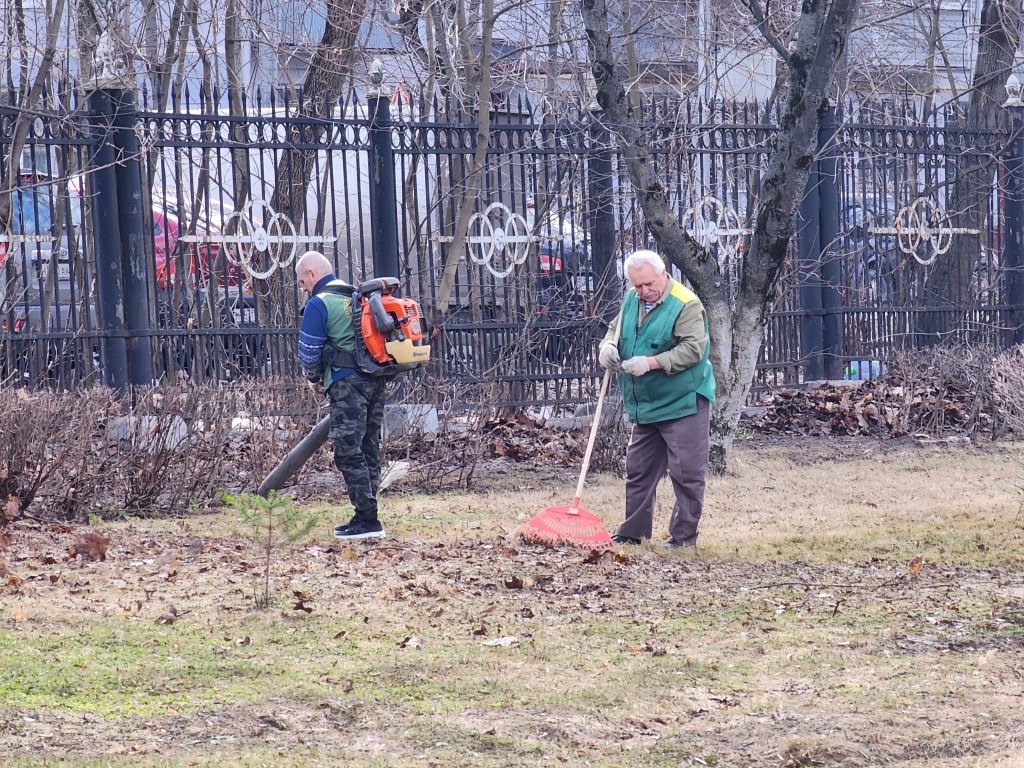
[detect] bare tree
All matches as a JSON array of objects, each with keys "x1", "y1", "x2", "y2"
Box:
[
  {"x1": 1, "y1": 0, "x2": 68, "y2": 317},
  {"x1": 918, "y1": 0, "x2": 1021, "y2": 340},
  {"x1": 258, "y1": 0, "x2": 367, "y2": 327},
  {"x1": 581, "y1": 0, "x2": 860, "y2": 472}
]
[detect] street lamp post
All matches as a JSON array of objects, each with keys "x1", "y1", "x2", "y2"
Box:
[
  {"x1": 366, "y1": 59, "x2": 399, "y2": 280},
  {"x1": 87, "y1": 33, "x2": 130, "y2": 390},
  {"x1": 1003, "y1": 74, "x2": 1024, "y2": 345}
]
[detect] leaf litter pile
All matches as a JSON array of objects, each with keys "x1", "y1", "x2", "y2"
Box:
[
  {"x1": 745, "y1": 378, "x2": 992, "y2": 439},
  {"x1": 2, "y1": 439, "x2": 1024, "y2": 767}
]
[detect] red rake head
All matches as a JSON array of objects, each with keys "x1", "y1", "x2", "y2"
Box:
[{"x1": 517, "y1": 503, "x2": 613, "y2": 550}]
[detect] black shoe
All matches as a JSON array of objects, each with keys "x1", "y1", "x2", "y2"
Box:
[
  {"x1": 663, "y1": 537, "x2": 696, "y2": 550},
  {"x1": 334, "y1": 519, "x2": 386, "y2": 540},
  {"x1": 611, "y1": 534, "x2": 641, "y2": 545}
]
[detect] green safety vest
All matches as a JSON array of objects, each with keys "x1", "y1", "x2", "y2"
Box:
[
  {"x1": 315, "y1": 280, "x2": 357, "y2": 382},
  {"x1": 617, "y1": 281, "x2": 717, "y2": 424}
]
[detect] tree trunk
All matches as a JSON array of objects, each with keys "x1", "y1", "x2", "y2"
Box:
[{"x1": 918, "y1": 0, "x2": 1021, "y2": 342}]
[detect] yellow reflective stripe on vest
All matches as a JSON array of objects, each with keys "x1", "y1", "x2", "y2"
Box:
[{"x1": 669, "y1": 281, "x2": 698, "y2": 305}]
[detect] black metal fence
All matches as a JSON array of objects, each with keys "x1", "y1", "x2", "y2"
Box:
[{"x1": 2, "y1": 88, "x2": 1023, "y2": 406}]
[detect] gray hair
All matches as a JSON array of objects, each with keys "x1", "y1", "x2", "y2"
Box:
[
  {"x1": 623, "y1": 249, "x2": 666, "y2": 275},
  {"x1": 295, "y1": 250, "x2": 333, "y2": 279}
]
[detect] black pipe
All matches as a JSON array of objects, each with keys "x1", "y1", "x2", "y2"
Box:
[
  {"x1": 818, "y1": 107, "x2": 843, "y2": 378},
  {"x1": 368, "y1": 91, "x2": 399, "y2": 278},
  {"x1": 1005, "y1": 113, "x2": 1024, "y2": 345},
  {"x1": 113, "y1": 89, "x2": 154, "y2": 385},
  {"x1": 587, "y1": 112, "x2": 618, "y2": 319},
  {"x1": 798, "y1": 164, "x2": 824, "y2": 381},
  {"x1": 88, "y1": 88, "x2": 128, "y2": 390}
]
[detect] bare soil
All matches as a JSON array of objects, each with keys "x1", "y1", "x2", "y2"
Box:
[{"x1": 2, "y1": 436, "x2": 1023, "y2": 767}]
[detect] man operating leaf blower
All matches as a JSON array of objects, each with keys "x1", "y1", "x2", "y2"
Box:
[{"x1": 294, "y1": 250, "x2": 429, "y2": 540}]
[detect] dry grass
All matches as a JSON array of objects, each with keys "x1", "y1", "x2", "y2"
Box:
[{"x1": 1, "y1": 436, "x2": 1022, "y2": 768}]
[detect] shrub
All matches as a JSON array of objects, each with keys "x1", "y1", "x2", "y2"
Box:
[{"x1": 990, "y1": 344, "x2": 1024, "y2": 436}]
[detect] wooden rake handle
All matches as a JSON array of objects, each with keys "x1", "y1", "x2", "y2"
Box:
[{"x1": 571, "y1": 317, "x2": 622, "y2": 508}]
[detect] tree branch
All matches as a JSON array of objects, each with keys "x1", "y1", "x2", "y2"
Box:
[{"x1": 745, "y1": 0, "x2": 792, "y2": 67}]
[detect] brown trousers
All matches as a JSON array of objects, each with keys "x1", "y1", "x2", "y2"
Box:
[{"x1": 615, "y1": 395, "x2": 711, "y2": 543}]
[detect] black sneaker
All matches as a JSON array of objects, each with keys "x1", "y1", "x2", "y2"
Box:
[
  {"x1": 611, "y1": 534, "x2": 642, "y2": 545},
  {"x1": 334, "y1": 520, "x2": 386, "y2": 540},
  {"x1": 333, "y1": 515, "x2": 369, "y2": 537},
  {"x1": 663, "y1": 537, "x2": 696, "y2": 550}
]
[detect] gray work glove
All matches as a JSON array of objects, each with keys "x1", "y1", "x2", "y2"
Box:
[
  {"x1": 598, "y1": 343, "x2": 621, "y2": 372},
  {"x1": 621, "y1": 356, "x2": 652, "y2": 376}
]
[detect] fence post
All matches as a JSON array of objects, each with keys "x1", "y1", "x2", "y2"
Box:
[
  {"x1": 1005, "y1": 111, "x2": 1024, "y2": 346},
  {"x1": 587, "y1": 110, "x2": 617, "y2": 318},
  {"x1": 818, "y1": 105, "x2": 843, "y2": 379},
  {"x1": 367, "y1": 79, "x2": 399, "y2": 279},
  {"x1": 87, "y1": 86, "x2": 128, "y2": 390},
  {"x1": 112, "y1": 89, "x2": 154, "y2": 385},
  {"x1": 798, "y1": 162, "x2": 824, "y2": 381}
]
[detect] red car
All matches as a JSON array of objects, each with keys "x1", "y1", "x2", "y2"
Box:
[{"x1": 153, "y1": 200, "x2": 243, "y2": 290}]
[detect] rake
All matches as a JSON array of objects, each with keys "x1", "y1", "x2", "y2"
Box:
[{"x1": 518, "y1": 333, "x2": 620, "y2": 551}]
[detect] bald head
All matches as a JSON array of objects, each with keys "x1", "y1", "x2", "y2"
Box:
[{"x1": 295, "y1": 251, "x2": 334, "y2": 295}]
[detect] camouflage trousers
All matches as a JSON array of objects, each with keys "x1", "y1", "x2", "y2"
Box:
[{"x1": 327, "y1": 373, "x2": 388, "y2": 523}]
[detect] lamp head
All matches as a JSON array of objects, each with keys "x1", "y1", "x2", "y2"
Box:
[
  {"x1": 1004, "y1": 73, "x2": 1023, "y2": 108},
  {"x1": 369, "y1": 59, "x2": 385, "y2": 88}
]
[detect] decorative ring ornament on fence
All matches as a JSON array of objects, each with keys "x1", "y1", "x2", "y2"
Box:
[
  {"x1": 466, "y1": 202, "x2": 531, "y2": 278},
  {"x1": 682, "y1": 194, "x2": 750, "y2": 265},
  {"x1": 179, "y1": 198, "x2": 334, "y2": 279},
  {"x1": 869, "y1": 197, "x2": 978, "y2": 266}
]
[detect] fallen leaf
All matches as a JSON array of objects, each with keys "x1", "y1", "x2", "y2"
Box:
[
  {"x1": 583, "y1": 549, "x2": 608, "y2": 565},
  {"x1": 68, "y1": 532, "x2": 110, "y2": 563},
  {"x1": 3, "y1": 495, "x2": 20, "y2": 523},
  {"x1": 292, "y1": 590, "x2": 314, "y2": 613},
  {"x1": 503, "y1": 576, "x2": 524, "y2": 589},
  {"x1": 908, "y1": 556, "x2": 923, "y2": 576},
  {"x1": 11, "y1": 607, "x2": 25, "y2": 621}
]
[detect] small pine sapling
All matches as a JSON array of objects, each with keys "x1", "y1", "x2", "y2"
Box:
[{"x1": 223, "y1": 492, "x2": 318, "y2": 608}]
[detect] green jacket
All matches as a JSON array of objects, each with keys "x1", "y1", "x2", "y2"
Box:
[{"x1": 617, "y1": 281, "x2": 716, "y2": 424}]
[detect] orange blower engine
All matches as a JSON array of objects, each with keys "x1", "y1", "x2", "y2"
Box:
[{"x1": 352, "y1": 277, "x2": 431, "y2": 376}]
